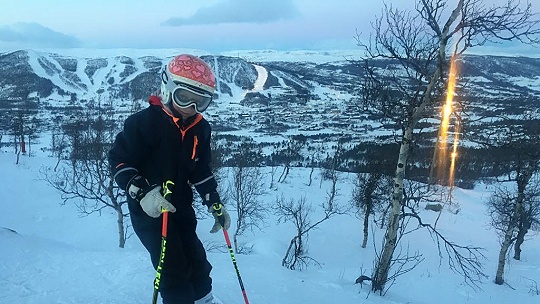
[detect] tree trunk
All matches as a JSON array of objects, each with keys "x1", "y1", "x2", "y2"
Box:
[
  {"x1": 282, "y1": 235, "x2": 299, "y2": 269},
  {"x1": 495, "y1": 235, "x2": 512, "y2": 285},
  {"x1": 278, "y1": 165, "x2": 286, "y2": 183},
  {"x1": 513, "y1": 226, "x2": 525, "y2": 260},
  {"x1": 362, "y1": 199, "x2": 373, "y2": 248},
  {"x1": 54, "y1": 156, "x2": 61, "y2": 172},
  {"x1": 371, "y1": 126, "x2": 413, "y2": 293},
  {"x1": 234, "y1": 227, "x2": 239, "y2": 254},
  {"x1": 270, "y1": 166, "x2": 276, "y2": 189},
  {"x1": 117, "y1": 206, "x2": 125, "y2": 248},
  {"x1": 308, "y1": 166, "x2": 314, "y2": 186},
  {"x1": 495, "y1": 192, "x2": 524, "y2": 284},
  {"x1": 296, "y1": 233, "x2": 303, "y2": 266},
  {"x1": 496, "y1": 165, "x2": 534, "y2": 283},
  {"x1": 362, "y1": 173, "x2": 378, "y2": 248},
  {"x1": 279, "y1": 165, "x2": 290, "y2": 183},
  {"x1": 362, "y1": 204, "x2": 372, "y2": 248},
  {"x1": 513, "y1": 219, "x2": 530, "y2": 260},
  {"x1": 233, "y1": 171, "x2": 242, "y2": 254}
]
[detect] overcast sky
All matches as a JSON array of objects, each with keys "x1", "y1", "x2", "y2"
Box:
[{"x1": 0, "y1": 0, "x2": 538, "y2": 56}]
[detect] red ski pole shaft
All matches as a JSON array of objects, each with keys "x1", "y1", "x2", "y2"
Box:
[
  {"x1": 152, "y1": 211, "x2": 168, "y2": 304},
  {"x1": 152, "y1": 180, "x2": 174, "y2": 304},
  {"x1": 222, "y1": 228, "x2": 250, "y2": 304}
]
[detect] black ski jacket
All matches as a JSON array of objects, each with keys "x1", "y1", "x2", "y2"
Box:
[{"x1": 108, "y1": 95, "x2": 218, "y2": 215}]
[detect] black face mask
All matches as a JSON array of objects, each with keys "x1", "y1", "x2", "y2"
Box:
[
  {"x1": 167, "y1": 101, "x2": 182, "y2": 118},
  {"x1": 167, "y1": 102, "x2": 197, "y2": 126}
]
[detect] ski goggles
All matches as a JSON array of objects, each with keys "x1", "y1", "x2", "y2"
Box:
[{"x1": 162, "y1": 73, "x2": 213, "y2": 112}]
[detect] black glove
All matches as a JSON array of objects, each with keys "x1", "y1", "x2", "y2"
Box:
[
  {"x1": 127, "y1": 175, "x2": 152, "y2": 201},
  {"x1": 203, "y1": 192, "x2": 231, "y2": 233},
  {"x1": 127, "y1": 176, "x2": 176, "y2": 218}
]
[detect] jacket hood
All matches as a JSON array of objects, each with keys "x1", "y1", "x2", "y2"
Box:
[{"x1": 148, "y1": 95, "x2": 163, "y2": 106}]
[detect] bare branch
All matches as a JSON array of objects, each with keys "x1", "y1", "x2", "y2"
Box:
[{"x1": 402, "y1": 205, "x2": 487, "y2": 289}]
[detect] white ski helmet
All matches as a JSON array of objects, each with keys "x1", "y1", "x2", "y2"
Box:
[{"x1": 161, "y1": 54, "x2": 216, "y2": 112}]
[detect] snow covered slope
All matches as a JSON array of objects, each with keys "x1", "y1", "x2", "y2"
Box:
[{"x1": 1, "y1": 151, "x2": 539, "y2": 304}]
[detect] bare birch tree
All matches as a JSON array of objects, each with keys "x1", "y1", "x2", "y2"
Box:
[
  {"x1": 275, "y1": 137, "x2": 304, "y2": 183},
  {"x1": 276, "y1": 195, "x2": 316, "y2": 270},
  {"x1": 514, "y1": 179, "x2": 540, "y2": 260},
  {"x1": 356, "y1": 0, "x2": 540, "y2": 293},
  {"x1": 351, "y1": 146, "x2": 394, "y2": 248},
  {"x1": 277, "y1": 156, "x2": 344, "y2": 270},
  {"x1": 227, "y1": 138, "x2": 267, "y2": 253},
  {"x1": 352, "y1": 172, "x2": 393, "y2": 248},
  {"x1": 41, "y1": 108, "x2": 128, "y2": 248},
  {"x1": 476, "y1": 112, "x2": 540, "y2": 284},
  {"x1": 228, "y1": 165, "x2": 266, "y2": 253}
]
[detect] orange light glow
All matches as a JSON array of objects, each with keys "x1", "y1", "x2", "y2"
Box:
[
  {"x1": 434, "y1": 53, "x2": 460, "y2": 190},
  {"x1": 448, "y1": 121, "x2": 460, "y2": 189}
]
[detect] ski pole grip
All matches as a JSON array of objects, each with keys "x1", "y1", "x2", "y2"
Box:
[{"x1": 161, "y1": 180, "x2": 175, "y2": 202}]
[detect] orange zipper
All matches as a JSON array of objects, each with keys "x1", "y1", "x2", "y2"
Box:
[
  {"x1": 157, "y1": 105, "x2": 202, "y2": 159},
  {"x1": 191, "y1": 135, "x2": 198, "y2": 159}
]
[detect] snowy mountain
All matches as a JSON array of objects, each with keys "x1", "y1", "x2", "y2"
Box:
[
  {"x1": 4, "y1": 50, "x2": 540, "y2": 117},
  {"x1": 3, "y1": 49, "x2": 540, "y2": 136},
  {"x1": 2, "y1": 49, "x2": 540, "y2": 180},
  {"x1": 0, "y1": 49, "x2": 257, "y2": 105}
]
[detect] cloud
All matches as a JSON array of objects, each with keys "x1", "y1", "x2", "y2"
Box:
[
  {"x1": 0, "y1": 22, "x2": 81, "y2": 48},
  {"x1": 162, "y1": 0, "x2": 299, "y2": 26}
]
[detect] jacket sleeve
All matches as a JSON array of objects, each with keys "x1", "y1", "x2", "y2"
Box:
[
  {"x1": 108, "y1": 112, "x2": 151, "y2": 192},
  {"x1": 190, "y1": 121, "x2": 218, "y2": 203}
]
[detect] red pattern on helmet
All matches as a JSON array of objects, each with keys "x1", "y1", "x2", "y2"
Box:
[{"x1": 168, "y1": 54, "x2": 216, "y2": 90}]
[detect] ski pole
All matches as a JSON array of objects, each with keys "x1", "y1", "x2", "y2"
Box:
[
  {"x1": 152, "y1": 180, "x2": 174, "y2": 304},
  {"x1": 216, "y1": 207, "x2": 250, "y2": 304}
]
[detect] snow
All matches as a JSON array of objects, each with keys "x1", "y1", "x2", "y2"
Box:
[
  {"x1": 21, "y1": 48, "x2": 207, "y2": 60},
  {"x1": 248, "y1": 65, "x2": 268, "y2": 93},
  {"x1": 507, "y1": 76, "x2": 540, "y2": 91},
  {"x1": 220, "y1": 49, "x2": 359, "y2": 63},
  {"x1": 1, "y1": 145, "x2": 540, "y2": 303}
]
